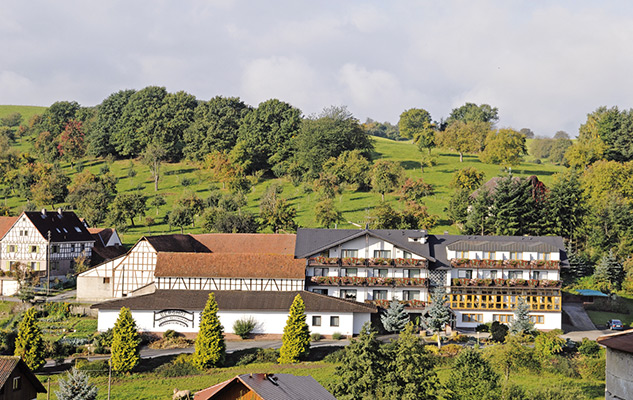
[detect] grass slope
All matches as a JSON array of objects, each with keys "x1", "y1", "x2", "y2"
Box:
[{"x1": 0, "y1": 113, "x2": 564, "y2": 246}]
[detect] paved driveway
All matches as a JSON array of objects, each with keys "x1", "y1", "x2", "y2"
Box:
[{"x1": 563, "y1": 303, "x2": 596, "y2": 331}]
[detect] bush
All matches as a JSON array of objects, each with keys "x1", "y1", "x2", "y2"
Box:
[
  {"x1": 452, "y1": 334, "x2": 469, "y2": 343},
  {"x1": 180, "y1": 177, "x2": 194, "y2": 187},
  {"x1": 475, "y1": 323, "x2": 490, "y2": 333},
  {"x1": 490, "y1": 321, "x2": 509, "y2": 342},
  {"x1": 236, "y1": 348, "x2": 280, "y2": 366},
  {"x1": 576, "y1": 355, "x2": 606, "y2": 380},
  {"x1": 543, "y1": 355, "x2": 579, "y2": 378},
  {"x1": 233, "y1": 317, "x2": 257, "y2": 340},
  {"x1": 439, "y1": 343, "x2": 462, "y2": 357},
  {"x1": 584, "y1": 297, "x2": 629, "y2": 314},
  {"x1": 155, "y1": 354, "x2": 201, "y2": 377},
  {"x1": 578, "y1": 338, "x2": 601, "y2": 358},
  {"x1": 75, "y1": 359, "x2": 110, "y2": 377},
  {"x1": 163, "y1": 330, "x2": 180, "y2": 340},
  {"x1": 323, "y1": 348, "x2": 346, "y2": 363},
  {"x1": 311, "y1": 333, "x2": 322, "y2": 341},
  {"x1": 332, "y1": 332, "x2": 343, "y2": 340}
]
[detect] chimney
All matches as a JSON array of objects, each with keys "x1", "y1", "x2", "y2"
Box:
[{"x1": 41, "y1": 209, "x2": 46, "y2": 216}]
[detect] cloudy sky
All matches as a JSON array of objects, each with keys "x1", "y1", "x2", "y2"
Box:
[{"x1": 2, "y1": 1, "x2": 633, "y2": 136}]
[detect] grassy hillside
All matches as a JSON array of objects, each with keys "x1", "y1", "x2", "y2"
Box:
[
  {"x1": 0, "y1": 105, "x2": 46, "y2": 121},
  {"x1": 0, "y1": 105, "x2": 564, "y2": 246}
]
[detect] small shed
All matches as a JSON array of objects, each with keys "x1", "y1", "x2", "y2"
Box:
[{"x1": 575, "y1": 289, "x2": 609, "y2": 304}]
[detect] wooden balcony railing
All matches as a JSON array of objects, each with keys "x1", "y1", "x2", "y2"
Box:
[
  {"x1": 309, "y1": 276, "x2": 429, "y2": 287},
  {"x1": 451, "y1": 278, "x2": 562, "y2": 288},
  {"x1": 450, "y1": 258, "x2": 559, "y2": 270},
  {"x1": 365, "y1": 299, "x2": 427, "y2": 308},
  {"x1": 310, "y1": 257, "x2": 427, "y2": 267}
]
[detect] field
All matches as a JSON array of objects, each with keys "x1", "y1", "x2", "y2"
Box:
[
  {"x1": 35, "y1": 357, "x2": 604, "y2": 400},
  {"x1": 0, "y1": 105, "x2": 565, "y2": 247}
]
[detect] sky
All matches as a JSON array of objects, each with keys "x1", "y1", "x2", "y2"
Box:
[{"x1": 2, "y1": 1, "x2": 633, "y2": 137}]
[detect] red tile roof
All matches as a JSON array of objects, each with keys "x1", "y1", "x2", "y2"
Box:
[
  {"x1": 195, "y1": 374, "x2": 336, "y2": 400},
  {"x1": 154, "y1": 252, "x2": 306, "y2": 279},
  {"x1": 0, "y1": 356, "x2": 46, "y2": 393},
  {"x1": 0, "y1": 216, "x2": 17, "y2": 239}
]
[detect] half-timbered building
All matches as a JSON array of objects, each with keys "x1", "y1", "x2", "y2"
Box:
[{"x1": 0, "y1": 210, "x2": 95, "y2": 278}]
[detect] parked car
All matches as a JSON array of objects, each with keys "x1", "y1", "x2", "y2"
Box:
[{"x1": 607, "y1": 319, "x2": 624, "y2": 330}]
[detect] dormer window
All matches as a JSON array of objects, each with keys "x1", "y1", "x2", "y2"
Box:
[
  {"x1": 456, "y1": 251, "x2": 468, "y2": 259},
  {"x1": 403, "y1": 251, "x2": 412, "y2": 259},
  {"x1": 484, "y1": 251, "x2": 495, "y2": 260},
  {"x1": 537, "y1": 253, "x2": 551, "y2": 261},
  {"x1": 509, "y1": 252, "x2": 523, "y2": 260}
]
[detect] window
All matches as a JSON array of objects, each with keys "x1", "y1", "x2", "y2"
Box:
[
  {"x1": 341, "y1": 268, "x2": 357, "y2": 277},
  {"x1": 30, "y1": 245, "x2": 38, "y2": 253},
  {"x1": 405, "y1": 269, "x2": 420, "y2": 278},
  {"x1": 462, "y1": 314, "x2": 483, "y2": 323},
  {"x1": 373, "y1": 290, "x2": 388, "y2": 300},
  {"x1": 340, "y1": 289, "x2": 357, "y2": 300},
  {"x1": 508, "y1": 271, "x2": 523, "y2": 279},
  {"x1": 456, "y1": 250, "x2": 468, "y2": 258},
  {"x1": 493, "y1": 314, "x2": 514, "y2": 323},
  {"x1": 374, "y1": 269, "x2": 388, "y2": 277},
  {"x1": 314, "y1": 267, "x2": 329, "y2": 277},
  {"x1": 538, "y1": 253, "x2": 551, "y2": 261},
  {"x1": 51, "y1": 261, "x2": 59, "y2": 271},
  {"x1": 458, "y1": 270, "x2": 473, "y2": 279},
  {"x1": 103, "y1": 277, "x2": 110, "y2": 284},
  {"x1": 30, "y1": 262, "x2": 40, "y2": 270},
  {"x1": 484, "y1": 251, "x2": 496, "y2": 260},
  {"x1": 509, "y1": 252, "x2": 523, "y2": 260},
  {"x1": 312, "y1": 316, "x2": 321, "y2": 326},
  {"x1": 74, "y1": 226, "x2": 82, "y2": 232},
  {"x1": 80, "y1": 244, "x2": 85, "y2": 252},
  {"x1": 52, "y1": 245, "x2": 60, "y2": 254},
  {"x1": 12, "y1": 376, "x2": 20, "y2": 390},
  {"x1": 71, "y1": 244, "x2": 76, "y2": 252},
  {"x1": 530, "y1": 315, "x2": 544, "y2": 324},
  {"x1": 403, "y1": 251, "x2": 412, "y2": 259},
  {"x1": 7, "y1": 245, "x2": 16, "y2": 252},
  {"x1": 9, "y1": 261, "x2": 16, "y2": 271},
  {"x1": 341, "y1": 249, "x2": 358, "y2": 258},
  {"x1": 373, "y1": 250, "x2": 391, "y2": 258},
  {"x1": 531, "y1": 271, "x2": 541, "y2": 280},
  {"x1": 330, "y1": 316, "x2": 340, "y2": 327},
  {"x1": 313, "y1": 289, "x2": 328, "y2": 295},
  {"x1": 403, "y1": 290, "x2": 420, "y2": 300}
]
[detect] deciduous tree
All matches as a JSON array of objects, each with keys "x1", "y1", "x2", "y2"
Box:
[
  {"x1": 315, "y1": 198, "x2": 343, "y2": 228},
  {"x1": 111, "y1": 307, "x2": 140, "y2": 373},
  {"x1": 66, "y1": 171, "x2": 117, "y2": 226},
  {"x1": 57, "y1": 120, "x2": 86, "y2": 165},
  {"x1": 278, "y1": 294, "x2": 310, "y2": 363},
  {"x1": 398, "y1": 108, "x2": 436, "y2": 154},
  {"x1": 371, "y1": 160, "x2": 404, "y2": 201},
  {"x1": 14, "y1": 307, "x2": 45, "y2": 370},
  {"x1": 142, "y1": 143, "x2": 167, "y2": 192},
  {"x1": 449, "y1": 167, "x2": 484, "y2": 191},
  {"x1": 445, "y1": 348, "x2": 499, "y2": 400},
  {"x1": 259, "y1": 185, "x2": 297, "y2": 233},
  {"x1": 109, "y1": 193, "x2": 147, "y2": 228},
  {"x1": 438, "y1": 121, "x2": 491, "y2": 162},
  {"x1": 480, "y1": 128, "x2": 527, "y2": 166},
  {"x1": 194, "y1": 293, "x2": 225, "y2": 368}
]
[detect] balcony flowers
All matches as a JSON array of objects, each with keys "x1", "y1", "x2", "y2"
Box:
[
  {"x1": 313, "y1": 256, "x2": 339, "y2": 265},
  {"x1": 369, "y1": 257, "x2": 391, "y2": 266},
  {"x1": 310, "y1": 276, "x2": 427, "y2": 287},
  {"x1": 450, "y1": 258, "x2": 560, "y2": 270},
  {"x1": 342, "y1": 257, "x2": 365, "y2": 266},
  {"x1": 494, "y1": 278, "x2": 505, "y2": 286},
  {"x1": 393, "y1": 258, "x2": 425, "y2": 266},
  {"x1": 528, "y1": 279, "x2": 539, "y2": 288}
]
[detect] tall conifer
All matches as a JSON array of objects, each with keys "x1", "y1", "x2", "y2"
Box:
[
  {"x1": 14, "y1": 307, "x2": 45, "y2": 370},
  {"x1": 278, "y1": 294, "x2": 310, "y2": 363},
  {"x1": 111, "y1": 307, "x2": 140, "y2": 372},
  {"x1": 193, "y1": 293, "x2": 225, "y2": 368}
]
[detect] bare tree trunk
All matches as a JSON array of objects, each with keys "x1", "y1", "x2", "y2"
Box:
[{"x1": 459, "y1": 152, "x2": 463, "y2": 162}]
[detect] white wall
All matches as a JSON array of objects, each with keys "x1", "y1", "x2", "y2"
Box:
[
  {"x1": 453, "y1": 310, "x2": 561, "y2": 330},
  {"x1": 605, "y1": 348, "x2": 633, "y2": 400},
  {"x1": 308, "y1": 286, "x2": 428, "y2": 303},
  {"x1": 325, "y1": 236, "x2": 426, "y2": 260},
  {"x1": 98, "y1": 309, "x2": 367, "y2": 336},
  {"x1": 0, "y1": 278, "x2": 18, "y2": 296}
]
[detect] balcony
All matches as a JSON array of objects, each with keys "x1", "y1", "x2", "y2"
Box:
[
  {"x1": 310, "y1": 257, "x2": 427, "y2": 267},
  {"x1": 451, "y1": 278, "x2": 562, "y2": 289},
  {"x1": 365, "y1": 299, "x2": 427, "y2": 308},
  {"x1": 450, "y1": 258, "x2": 559, "y2": 270},
  {"x1": 309, "y1": 276, "x2": 429, "y2": 287}
]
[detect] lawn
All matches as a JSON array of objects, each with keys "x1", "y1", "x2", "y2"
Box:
[{"x1": 585, "y1": 292, "x2": 633, "y2": 328}]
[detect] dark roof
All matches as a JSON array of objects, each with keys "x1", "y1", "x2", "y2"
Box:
[
  {"x1": 145, "y1": 234, "x2": 211, "y2": 253},
  {"x1": 92, "y1": 290, "x2": 377, "y2": 313},
  {"x1": 195, "y1": 374, "x2": 336, "y2": 400},
  {"x1": 154, "y1": 253, "x2": 306, "y2": 279},
  {"x1": 429, "y1": 234, "x2": 568, "y2": 268},
  {"x1": 88, "y1": 228, "x2": 115, "y2": 246},
  {"x1": 295, "y1": 228, "x2": 434, "y2": 261},
  {"x1": 0, "y1": 356, "x2": 46, "y2": 393},
  {"x1": 24, "y1": 210, "x2": 94, "y2": 242},
  {"x1": 90, "y1": 243, "x2": 127, "y2": 267},
  {"x1": 597, "y1": 330, "x2": 633, "y2": 353}
]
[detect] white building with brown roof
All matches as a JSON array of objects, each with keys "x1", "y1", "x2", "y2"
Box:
[
  {"x1": 597, "y1": 330, "x2": 633, "y2": 400},
  {"x1": 77, "y1": 233, "x2": 305, "y2": 301}
]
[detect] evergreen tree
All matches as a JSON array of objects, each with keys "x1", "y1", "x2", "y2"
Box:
[
  {"x1": 564, "y1": 250, "x2": 593, "y2": 282},
  {"x1": 546, "y1": 170, "x2": 586, "y2": 241},
  {"x1": 594, "y1": 249, "x2": 625, "y2": 290},
  {"x1": 328, "y1": 323, "x2": 385, "y2": 399},
  {"x1": 383, "y1": 322, "x2": 438, "y2": 400},
  {"x1": 111, "y1": 307, "x2": 140, "y2": 373},
  {"x1": 193, "y1": 293, "x2": 226, "y2": 368},
  {"x1": 509, "y1": 297, "x2": 535, "y2": 335},
  {"x1": 278, "y1": 294, "x2": 310, "y2": 363},
  {"x1": 55, "y1": 367, "x2": 98, "y2": 400},
  {"x1": 381, "y1": 298, "x2": 409, "y2": 333},
  {"x1": 14, "y1": 307, "x2": 45, "y2": 370},
  {"x1": 489, "y1": 176, "x2": 536, "y2": 236},
  {"x1": 422, "y1": 287, "x2": 452, "y2": 348},
  {"x1": 445, "y1": 348, "x2": 499, "y2": 400},
  {"x1": 464, "y1": 188, "x2": 494, "y2": 235},
  {"x1": 446, "y1": 188, "x2": 470, "y2": 229}
]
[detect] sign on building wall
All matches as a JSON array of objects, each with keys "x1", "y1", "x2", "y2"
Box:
[{"x1": 153, "y1": 309, "x2": 195, "y2": 328}]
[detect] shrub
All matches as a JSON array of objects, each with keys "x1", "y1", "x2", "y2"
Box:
[
  {"x1": 311, "y1": 333, "x2": 322, "y2": 341},
  {"x1": 236, "y1": 348, "x2": 280, "y2": 366},
  {"x1": 156, "y1": 354, "x2": 201, "y2": 377},
  {"x1": 452, "y1": 334, "x2": 469, "y2": 343},
  {"x1": 75, "y1": 359, "x2": 110, "y2": 377},
  {"x1": 323, "y1": 348, "x2": 346, "y2": 363},
  {"x1": 163, "y1": 330, "x2": 180, "y2": 340},
  {"x1": 180, "y1": 177, "x2": 194, "y2": 187},
  {"x1": 475, "y1": 323, "x2": 490, "y2": 333},
  {"x1": 576, "y1": 355, "x2": 606, "y2": 380},
  {"x1": 233, "y1": 317, "x2": 257, "y2": 340},
  {"x1": 578, "y1": 338, "x2": 601, "y2": 358},
  {"x1": 332, "y1": 332, "x2": 343, "y2": 340},
  {"x1": 489, "y1": 321, "x2": 509, "y2": 342},
  {"x1": 543, "y1": 355, "x2": 579, "y2": 378},
  {"x1": 439, "y1": 343, "x2": 462, "y2": 357}
]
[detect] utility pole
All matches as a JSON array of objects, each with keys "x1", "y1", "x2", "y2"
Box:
[
  {"x1": 46, "y1": 230, "x2": 51, "y2": 299},
  {"x1": 108, "y1": 358, "x2": 112, "y2": 400}
]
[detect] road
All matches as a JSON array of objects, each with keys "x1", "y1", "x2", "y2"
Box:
[{"x1": 563, "y1": 303, "x2": 597, "y2": 331}]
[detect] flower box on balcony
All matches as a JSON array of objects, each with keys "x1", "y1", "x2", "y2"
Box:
[
  {"x1": 369, "y1": 257, "x2": 391, "y2": 266},
  {"x1": 342, "y1": 257, "x2": 366, "y2": 266},
  {"x1": 393, "y1": 258, "x2": 424, "y2": 266},
  {"x1": 312, "y1": 256, "x2": 339, "y2": 265}
]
